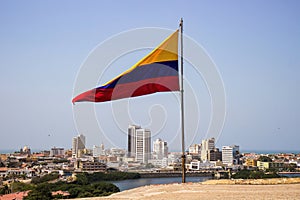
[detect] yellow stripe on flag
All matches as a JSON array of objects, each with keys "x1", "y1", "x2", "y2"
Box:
[{"x1": 104, "y1": 30, "x2": 179, "y2": 85}]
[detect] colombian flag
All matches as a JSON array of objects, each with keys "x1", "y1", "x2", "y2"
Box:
[{"x1": 72, "y1": 30, "x2": 179, "y2": 103}]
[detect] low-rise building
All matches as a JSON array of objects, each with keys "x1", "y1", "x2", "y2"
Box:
[
  {"x1": 0, "y1": 191, "x2": 29, "y2": 200},
  {"x1": 106, "y1": 161, "x2": 120, "y2": 169},
  {"x1": 3, "y1": 168, "x2": 36, "y2": 178},
  {"x1": 52, "y1": 191, "x2": 70, "y2": 198},
  {"x1": 257, "y1": 161, "x2": 284, "y2": 170},
  {"x1": 78, "y1": 161, "x2": 106, "y2": 172},
  {"x1": 245, "y1": 158, "x2": 257, "y2": 167},
  {"x1": 148, "y1": 158, "x2": 168, "y2": 168},
  {"x1": 188, "y1": 144, "x2": 201, "y2": 154},
  {"x1": 0, "y1": 167, "x2": 8, "y2": 177},
  {"x1": 188, "y1": 161, "x2": 215, "y2": 170},
  {"x1": 50, "y1": 147, "x2": 65, "y2": 157},
  {"x1": 124, "y1": 156, "x2": 135, "y2": 163}
]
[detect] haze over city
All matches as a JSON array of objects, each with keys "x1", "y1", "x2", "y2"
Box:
[{"x1": 0, "y1": 1, "x2": 299, "y2": 152}]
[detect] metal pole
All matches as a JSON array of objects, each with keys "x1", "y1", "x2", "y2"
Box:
[{"x1": 179, "y1": 18, "x2": 186, "y2": 183}]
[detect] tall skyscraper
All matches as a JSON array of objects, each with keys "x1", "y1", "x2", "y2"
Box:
[
  {"x1": 136, "y1": 128, "x2": 151, "y2": 164},
  {"x1": 200, "y1": 138, "x2": 215, "y2": 161},
  {"x1": 153, "y1": 138, "x2": 168, "y2": 159},
  {"x1": 222, "y1": 145, "x2": 240, "y2": 166},
  {"x1": 128, "y1": 125, "x2": 151, "y2": 164},
  {"x1": 127, "y1": 125, "x2": 141, "y2": 157},
  {"x1": 72, "y1": 134, "x2": 86, "y2": 158}
]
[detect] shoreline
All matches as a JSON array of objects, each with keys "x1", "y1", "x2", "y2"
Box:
[
  {"x1": 74, "y1": 178, "x2": 300, "y2": 200},
  {"x1": 202, "y1": 177, "x2": 300, "y2": 185}
]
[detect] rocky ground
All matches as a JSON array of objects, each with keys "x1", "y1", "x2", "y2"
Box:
[{"x1": 75, "y1": 178, "x2": 300, "y2": 200}]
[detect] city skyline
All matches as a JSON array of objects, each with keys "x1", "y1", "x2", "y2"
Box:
[
  {"x1": 1, "y1": 131, "x2": 299, "y2": 155},
  {"x1": 0, "y1": 1, "x2": 299, "y2": 151}
]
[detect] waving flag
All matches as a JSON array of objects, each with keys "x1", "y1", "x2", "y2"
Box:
[{"x1": 72, "y1": 30, "x2": 179, "y2": 103}]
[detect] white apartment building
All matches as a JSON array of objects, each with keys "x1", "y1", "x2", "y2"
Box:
[
  {"x1": 148, "y1": 157, "x2": 168, "y2": 167},
  {"x1": 222, "y1": 145, "x2": 240, "y2": 166},
  {"x1": 50, "y1": 147, "x2": 65, "y2": 157},
  {"x1": 128, "y1": 125, "x2": 151, "y2": 164},
  {"x1": 200, "y1": 138, "x2": 215, "y2": 161},
  {"x1": 72, "y1": 134, "x2": 86, "y2": 158},
  {"x1": 93, "y1": 145, "x2": 104, "y2": 157},
  {"x1": 189, "y1": 144, "x2": 201, "y2": 154},
  {"x1": 135, "y1": 128, "x2": 151, "y2": 164},
  {"x1": 153, "y1": 138, "x2": 168, "y2": 159}
]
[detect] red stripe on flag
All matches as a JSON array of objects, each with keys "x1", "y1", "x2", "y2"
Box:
[{"x1": 72, "y1": 76, "x2": 179, "y2": 103}]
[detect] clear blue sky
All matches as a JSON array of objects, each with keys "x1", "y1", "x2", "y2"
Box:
[{"x1": 0, "y1": 0, "x2": 299, "y2": 152}]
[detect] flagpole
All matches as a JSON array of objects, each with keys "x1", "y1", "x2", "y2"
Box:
[{"x1": 179, "y1": 18, "x2": 186, "y2": 183}]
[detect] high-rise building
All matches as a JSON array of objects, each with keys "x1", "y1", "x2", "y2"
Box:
[
  {"x1": 72, "y1": 134, "x2": 86, "y2": 158},
  {"x1": 208, "y1": 148, "x2": 222, "y2": 161},
  {"x1": 128, "y1": 125, "x2": 151, "y2": 164},
  {"x1": 222, "y1": 145, "x2": 240, "y2": 166},
  {"x1": 127, "y1": 125, "x2": 141, "y2": 157},
  {"x1": 153, "y1": 138, "x2": 168, "y2": 159},
  {"x1": 200, "y1": 138, "x2": 215, "y2": 161},
  {"x1": 136, "y1": 128, "x2": 151, "y2": 164}
]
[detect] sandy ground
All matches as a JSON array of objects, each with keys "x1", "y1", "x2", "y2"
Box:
[{"x1": 76, "y1": 178, "x2": 300, "y2": 200}]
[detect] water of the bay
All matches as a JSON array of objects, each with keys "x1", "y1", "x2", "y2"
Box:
[
  {"x1": 110, "y1": 176, "x2": 213, "y2": 191},
  {"x1": 279, "y1": 173, "x2": 300, "y2": 178}
]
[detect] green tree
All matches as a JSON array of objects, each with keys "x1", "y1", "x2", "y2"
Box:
[
  {"x1": 24, "y1": 183, "x2": 52, "y2": 200},
  {"x1": 145, "y1": 163, "x2": 155, "y2": 168},
  {"x1": 31, "y1": 172, "x2": 59, "y2": 184},
  {"x1": 232, "y1": 169, "x2": 280, "y2": 179},
  {"x1": 287, "y1": 163, "x2": 297, "y2": 172},
  {"x1": 0, "y1": 184, "x2": 10, "y2": 194},
  {"x1": 52, "y1": 194, "x2": 64, "y2": 199},
  {"x1": 78, "y1": 191, "x2": 93, "y2": 198},
  {"x1": 68, "y1": 187, "x2": 84, "y2": 198},
  {"x1": 258, "y1": 156, "x2": 272, "y2": 162},
  {"x1": 11, "y1": 182, "x2": 34, "y2": 192},
  {"x1": 75, "y1": 173, "x2": 89, "y2": 185}
]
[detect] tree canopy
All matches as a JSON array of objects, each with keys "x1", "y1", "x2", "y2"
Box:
[{"x1": 258, "y1": 156, "x2": 272, "y2": 162}]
